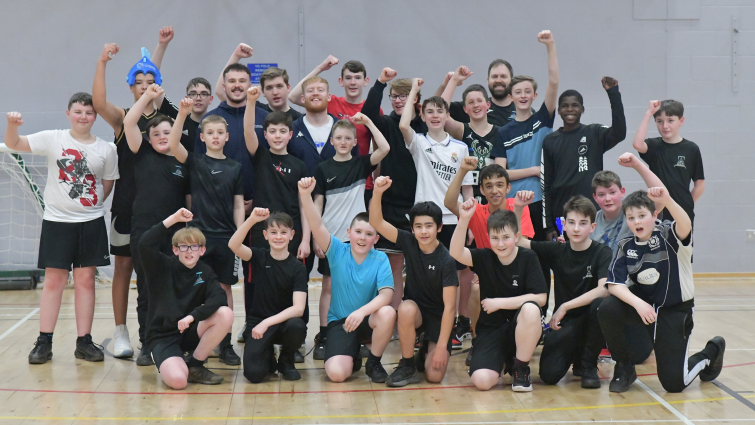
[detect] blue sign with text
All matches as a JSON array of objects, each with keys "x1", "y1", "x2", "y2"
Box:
[{"x1": 247, "y1": 63, "x2": 278, "y2": 85}]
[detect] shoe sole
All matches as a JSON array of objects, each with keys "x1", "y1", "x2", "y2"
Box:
[
  {"x1": 188, "y1": 378, "x2": 224, "y2": 385},
  {"x1": 74, "y1": 350, "x2": 104, "y2": 362},
  {"x1": 386, "y1": 374, "x2": 420, "y2": 387},
  {"x1": 699, "y1": 336, "x2": 726, "y2": 382},
  {"x1": 113, "y1": 348, "x2": 134, "y2": 358},
  {"x1": 512, "y1": 384, "x2": 533, "y2": 392},
  {"x1": 218, "y1": 357, "x2": 241, "y2": 366},
  {"x1": 368, "y1": 374, "x2": 387, "y2": 383},
  {"x1": 29, "y1": 352, "x2": 53, "y2": 364},
  {"x1": 457, "y1": 332, "x2": 472, "y2": 342},
  {"x1": 136, "y1": 357, "x2": 154, "y2": 366},
  {"x1": 581, "y1": 379, "x2": 601, "y2": 389}
]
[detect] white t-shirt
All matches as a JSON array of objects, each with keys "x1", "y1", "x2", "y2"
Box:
[
  {"x1": 27, "y1": 130, "x2": 119, "y2": 223},
  {"x1": 303, "y1": 115, "x2": 334, "y2": 154},
  {"x1": 406, "y1": 132, "x2": 474, "y2": 225}
]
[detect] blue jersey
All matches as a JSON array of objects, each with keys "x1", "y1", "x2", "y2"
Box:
[
  {"x1": 607, "y1": 221, "x2": 694, "y2": 308},
  {"x1": 491, "y1": 103, "x2": 554, "y2": 201},
  {"x1": 326, "y1": 235, "x2": 393, "y2": 322}
]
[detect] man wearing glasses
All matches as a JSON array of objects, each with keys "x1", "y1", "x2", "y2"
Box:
[
  {"x1": 158, "y1": 77, "x2": 214, "y2": 152},
  {"x1": 361, "y1": 68, "x2": 428, "y2": 311}
]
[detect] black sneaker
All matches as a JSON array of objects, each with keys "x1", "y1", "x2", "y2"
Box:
[
  {"x1": 294, "y1": 350, "x2": 305, "y2": 363},
  {"x1": 386, "y1": 359, "x2": 420, "y2": 387},
  {"x1": 415, "y1": 339, "x2": 428, "y2": 372},
  {"x1": 572, "y1": 366, "x2": 583, "y2": 377},
  {"x1": 699, "y1": 336, "x2": 726, "y2": 382},
  {"x1": 74, "y1": 335, "x2": 104, "y2": 362},
  {"x1": 465, "y1": 347, "x2": 473, "y2": 367},
  {"x1": 188, "y1": 365, "x2": 224, "y2": 385},
  {"x1": 218, "y1": 344, "x2": 241, "y2": 366},
  {"x1": 278, "y1": 361, "x2": 301, "y2": 381},
  {"x1": 581, "y1": 367, "x2": 601, "y2": 389},
  {"x1": 511, "y1": 365, "x2": 533, "y2": 392},
  {"x1": 313, "y1": 333, "x2": 326, "y2": 360},
  {"x1": 352, "y1": 351, "x2": 362, "y2": 373},
  {"x1": 365, "y1": 359, "x2": 388, "y2": 383},
  {"x1": 451, "y1": 336, "x2": 462, "y2": 350},
  {"x1": 136, "y1": 346, "x2": 153, "y2": 366},
  {"x1": 29, "y1": 335, "x2": 53, "y2": 364},
  {"x1": 359, "y1": 344, "x2": 370, "y2": 358},
  {"x1": 414, "y1": 333, "x2": 423, "y2": 352},
  {"x1": 609, "y1": 362, "x2": 637, "y2": 393},
  {"x1": 455, "y1": 317, "x2": 472, "y2": 341}
]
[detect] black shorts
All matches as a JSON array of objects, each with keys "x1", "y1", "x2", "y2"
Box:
[
  {"x1": 203, "y1": 236, "x2": 240, "y2": 285},
  {"x1": 468, "y1": 301, "x2": 539, "y2": 376},
  {"x1": 417, "y1": 309, "x2": 453, "y2": 352},
  {"x1": 323, "y1": 316, "x2": 373, "y2": 362},
  {"x1": 317, "y1": 256, "x2": 331, "y2": 276},
  {"x1": 437, "y1": 224, "x2": 467, "y2": 271},
  {"x1": 149, "y1": 322, "x2": 200, "y2": 370},
  {"x1": 374, "y1": 204, "x2": 412, "y2": 254},
  {"x1": 38, "y1": 217, "x2": 111, "y2": 270},
  {"x1": 109, "y1": 213, "x2": 132, "y2": 257}
]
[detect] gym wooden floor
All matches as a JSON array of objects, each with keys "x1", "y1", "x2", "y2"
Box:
[{"x1": 0, "y1": 278, "x2": 753, "y2": 424}]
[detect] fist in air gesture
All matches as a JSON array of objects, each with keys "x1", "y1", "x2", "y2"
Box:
[
  {"x1": 537, "y1": 30, "x2": 555, "y2": 45},
  {"x1": 250, "y1": 207, "x2": 270, "y2": 223},
  {"x1": 171, "y1": 208, "x2": 194, "y2": 223},
  {"x1": 6, "y1": 112, "x2": 23, "y2": 127},
  {"x1": 411, "y1": 78, "x2": 424, "y2": 90},
  {"x1": 144, "y1": 84, "x2": 164, "y2": 100},
  {"x1": 379, "y1": 67, "x2": 397, "y2": 84},
  {"x1": 100, "y1": 43, "x2": 119, "y2": 62},
  {"x1": 460, "y1": 156, "x2": 479, "y2": 172},
  {"x1": 373, "y1": 176, "x2": 392, "y2": 194},
  {"x1": 618, "y1": 152, "x2": 641, "y2": 168},
  {"x1": 350, "y1": 112, "x2": 371, "y2": 126},
  {"x1": 234, "y1": 43, "x2": 253, "y2": 59},
  {"x1": 158, "y1": 26, "x2": 174, "y2": 44},
  {"x1": 178, "y1": 98, "x2": 193, "y2": 117},
  {"x1": 647, "y1": 187, "x2": 670, "y2": 204},
  {"x1": 459, "y1": 198, "x2": 478, "y2": 220},
  {"x1": 514, "y1": 191, "x2": 535, "y2": 208},
  {"x1": 648, "y1": 100, "x2": 661, "y2": 115},
  {"x1": 319, "y1": 55, "x2": 339, "y2": 72},
  {"x1": 601, "y1": 76, "x2": 618, "y2": 90},
  {"x1": 247, "y1": 86, "x2": 261, "y2": 102},
  {"x1": 298, "y1": 177, "x2": 316, "y2": 195},
  {"x1": 453, "y1": 66, "x2": 474, "y2": 82}
]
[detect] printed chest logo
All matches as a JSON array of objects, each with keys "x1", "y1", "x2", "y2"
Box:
[
  {"x1": 194, "y1": 272, "x2": 204, "y2": 286},
  {"x1": 173, "y1": 165, "x2": 184, "y2": 177},
  {"x1": 637, "y1": 268, "x2": 660, "y2": 285},
  {"x1": 451, "y1": 152, "x2": 459, "y2": 163},
  {"x1": 512, "y1": 275, "x2": 519, "y2": 286},
  {"x1": 182, "y1": 129, "x2": 189, "y2": 136},
  {"x1": 57, "y1": 148, "x2": 98, "y2": 207},
  {"x1": 211, "y1": 170, "x2": 222, "y2": 175},
  {"x1": 579, "y1": 136, "x2": 587, "y2": 143},
  {"x1": 627, "y1": 249, "x2": 639, "y2": 259},
  {"x1": 577, "y1": 145, "x2": 589, "y2": 173},
  {"x1": 425, "y1": 147, "x2": 433, "y2": 153},
  {"x1": 470, "y1": 139, "x2": 492, "y2": 170},
  {"x1": 327, "y1": 176, "x2": 337, "y2": 183},
  {"x1": 428, "y1": 265, "x2": 435, "y2": 270},
  {"x1": 583, "y1": 265, "x2": 593, "y2": 279},
  {"x1": 429, "y1": 161, "x2": 458, "y2": 182},
  {"x1": 674, "y1": 156, "x2": 686, "y2": 168},
  {"x1": 297, "y1": 131, "x2": 304, "y2": 137},
  {"x1": 648, "y1": 235, "x2": 661, "y2": 250},
  {"x1": 275, "y1": 162, "x2": 292, "y2": 176}
]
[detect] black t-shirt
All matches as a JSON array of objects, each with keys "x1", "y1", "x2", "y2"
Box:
[
  {"x1": 132, "y1": 143, "x2": 188, "y2": 230},
  {"x1": 246, "y1": 247, "x2": 308, "y2": 321},
  {"x1": 462, "y1": 123, "x2": 500, "y2": 204},
  {"x1": 530, "y1": 240, "x2": 612, "y2": 319},
  {"x1": 186, "y1": 153, "x2": 244, "y2": 237},
  {"x1": 158, "y1": 97, "x2": 198, "y2": 153},
  {"x1": 470, "y1": 247, "x2": 547, "y2": 327},
  {"x1": 394, "y1": 230, "x2": 458, "y2": 316},
  {"x1": 640, "y1": 138, "x2": 704, "y2": 222},
  {"x1": 257, "y1": 101, "x2": 304, "y2": 121},
  {"x1": 111, "y1": 108, "x2": 162, "y2": 215},
  {"x1": 542, "y1": 86, "x2": 626, "y2": 231},
  {"x1": 450, "y1": 99, "x2": 517, "y2": 127},
  {"x1": 250, "y1": 146, "x2": 308, "y2": 222}
]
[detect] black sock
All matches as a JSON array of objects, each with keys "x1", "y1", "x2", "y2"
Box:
[
  {"x1": 367, "y1": 353, "x2": 381, "y2": 365},
  {"x1": 513, "y1": 357, "x2": 529, "y2": 370},
  {"x1": 188, "y1": 356, "x2": 204, "y2": 368},
  {"x1": 220, "y1": 333, "x2": 232, "y2": 349},
  {"x1": 319, "y1": 326, "x2": 327, "y2": 337},
  {"x1": 40, "y1": 332, "x2": 53, "y2": 342},
  {"x1": 402, "y1": 356, "x2": 415, "y2": 369}
]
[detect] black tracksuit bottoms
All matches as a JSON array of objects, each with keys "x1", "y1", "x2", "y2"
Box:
[{"x1": 243, "y1": 317, "x2": 306, "y2": 383}]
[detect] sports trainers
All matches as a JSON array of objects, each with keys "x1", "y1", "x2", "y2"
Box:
[
  {"x1": 581, "y1": 367, "x2": 601, "y2": 389},
  {"x1": 572, "y1": 366, "x2": 583, "y2": 377},
  {"x1": 511, "y1": 365, "x2": 533, "y2": 392},
  {"x1": 219, "y1": 344, "x2": 241, "y2": 366},
  {"x1": 609, "y1": 362, "x2": 636, "y2": 393},
  {"x1": 359, "y1": 344, "x2": 370, "y2": 358},
  {"x1": 414, "y1": 333, "x2": 423, "y2": 352},
  {"x1": 451, "y1": 336, "x2": 462, "y2": 350},
  {"x1": 188, "y1": 365, "x2": 224, "y2": 385},
  {"x1": 278, "y1": 361, "x2": 301, "y2": 381},
  {"x1": 113, "y1": 324, "x2": 134, "y2": 358},
  {"x1": 365, "y1": 358, "x2": 388, "y2": 383},
  {"x1": 454, "y1": 317, "x2": 472, "y2": 342},
  {"x1": 294, "y1": 350, "x2": 304, "y2": 363},
  {"x1": 74, "y1": 334, "x2": 105, "y2": 362},
  {"x1": 313, "y1": 333, "x2": 326, "y2": 360},
  {"x1": 415, "y1": 339, "x2": 428, "y2": 372},
  {"x1": 699, "y1": 336, "x2": 726, "y2": 382},
  {"x1": 386, "y1": 358, "x2": 420, "y2": 387},
  {"x1": 28, "y1": 335, "x2": 53, "y2": 364},
  {"x1": 237, "y1": 324, "x2": 246, "y2": 343},
  {"x1": 465, "y1": 347, "x2": 473, "y2": 367},
  {"x1": 136, "y1": 346, "x2": 153, "y2": 366}
]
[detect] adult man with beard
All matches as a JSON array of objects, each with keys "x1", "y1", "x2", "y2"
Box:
[{"x1": 435, "y1": 59, "x2": 518, "y2": 126}]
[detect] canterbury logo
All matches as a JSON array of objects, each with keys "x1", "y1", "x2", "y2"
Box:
[
  {"x1": 627, "y1": 249, "x2": 639, "y2": 259},
  {"x1": 428, "y1": 265, "x2": 435, "y2": 270}
]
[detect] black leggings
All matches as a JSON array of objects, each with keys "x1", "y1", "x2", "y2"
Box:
[
  {"x1": 598, "y1": 296, "x2": 711, "y2": 393},
  {"x1": 243, "y1": 317, "x2": 306, "y2": 383}
]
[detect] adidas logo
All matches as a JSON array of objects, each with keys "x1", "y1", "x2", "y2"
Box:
[
  {"x1": 298, "y1": 131, "x2": 304, "y2": 137},
  {"x1": 182, "y1": 129, "x2": 189, "y2": 136},
  {"x1": 425, "y1": 147, "x2": 433, "y2": 153}
]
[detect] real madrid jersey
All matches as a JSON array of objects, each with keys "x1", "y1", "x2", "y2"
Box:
[{"x1": 406, "y1": 132, "x2": 474, "y2": 225}]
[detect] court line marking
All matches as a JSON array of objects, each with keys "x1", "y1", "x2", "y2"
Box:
[
  {"x1": 0, "y1": 394, "x2": 752, "y2": 421},
  {"x1": 0, "y1": 308, "x2": 38, "y2": 342},
  {"x1": 712, "y1": 379, "x2": 755, "y2": 412},
  {"x1": 636, "y1": 378, "x2": 695, "y2": 425}
]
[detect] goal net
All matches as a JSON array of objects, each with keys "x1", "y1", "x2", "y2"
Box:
[{"x1": 0, "y1": 145, "x2": 113, "y2": 285}]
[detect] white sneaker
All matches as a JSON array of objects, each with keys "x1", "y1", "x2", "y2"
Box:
[{"x1": 113, "y1": 324, "x2": 134, "y2": 358}]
